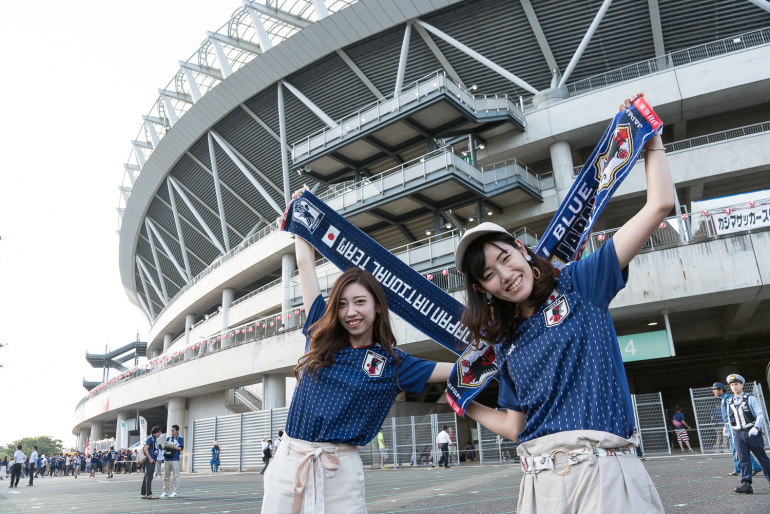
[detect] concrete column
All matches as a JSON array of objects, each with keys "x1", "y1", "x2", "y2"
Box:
[
  {"x1": 91, "y1": 420, "x2": 104, "y2": 443},
  {"x1": 468, "y1": 134, "x2": 477, "y2": 167},
  {"x1": 549, "y1": 141, "x2": 575, "y2": 204},
  {"x1": 166, "y1": 397, "x2": 186, "y2": 435},
  {"x1": 433, "y1": 211, "x2": 443, "y2": 240},
  {"x1": 263, "y1": 374, "x2": 286, "y2": 410},
  {"x1": 221, "y1": 288, "x2": 235, "y2": 345},
  {"x1": 77, "y1": 428, "x2": 90, "y2": 451},
  {"x1": 475, "y1": 199, "x2": 484, "y2": 224},
  {"x1": 163, "y1": 334, "x2": 173, "y2": 353},
  {"x1": 116, "y1": 411, "x2": 129, "y2": 449},
  {"x1": 184, "y1": 313, "x2": 196, "y2": 348},
  {"x1": 151, "y1": 349, "x2": 160, "y2": 358},
  {"x1": 282, "y1": 253, "x2": 297, "y2": 329}
]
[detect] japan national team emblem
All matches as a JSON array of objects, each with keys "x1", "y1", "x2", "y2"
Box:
[
  {"x1": 293, "y1": 198, "x2": 324, "y2": 233},
  {"x1": 362, "y1": 350, "x2": 387, "y2": 377},
  {"x1": 544, "y1": 295, "x2": 570, "y2": 327},
  {"x1": 458, "y1": 341, "x2": 497, "y2": 387},
  {"x1": 323, "y1": 225, "x2": 340, "y2": 247},
  {"x1": 595, "y1": 124, "x2": 632, "y2": 192}
]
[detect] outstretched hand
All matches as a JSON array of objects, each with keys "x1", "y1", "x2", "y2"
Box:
[
  {"x1": 292, "y1": 185, "x2": 310, "y2": 201},
  {"x1": 618, "y1": 92, "x2": 647, "y2": 111}
]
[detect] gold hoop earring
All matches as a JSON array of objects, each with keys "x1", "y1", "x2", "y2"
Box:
[
  {"x1": 532, "y1": 266, "x2": 541, "y2": 280},
  {"x1": 486, "y1": 292, "x2": 495, "y2": 322}
]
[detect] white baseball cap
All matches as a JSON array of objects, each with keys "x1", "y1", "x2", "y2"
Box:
[{"x1": 455, "y1": 222, "x2": 512, "y2": 271}]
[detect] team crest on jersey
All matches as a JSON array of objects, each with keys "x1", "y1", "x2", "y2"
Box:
[
  {"x1": 293, "y1": 198, "x2": 324, "y2": 233},
  {"x1": 544, "y1": 294, "x2": 570, "y2": 327},
  {"x1": 595, "y1": 124, "x2": 632, "y2": 193},
  {"x1": 458, "y1": 341, "x2": 497, "y2": 387},
  {"x1": 362, "y1": 350, "x2": 387, "y2": 377}
]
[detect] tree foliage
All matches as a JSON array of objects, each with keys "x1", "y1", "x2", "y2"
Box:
[{"x1": 1, "y1": 435, "x2": 63, "y2": 458}]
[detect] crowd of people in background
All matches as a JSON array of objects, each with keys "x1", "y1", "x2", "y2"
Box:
[{"x1": 1, "y1": 445, "x2": 141, "y2": 487}]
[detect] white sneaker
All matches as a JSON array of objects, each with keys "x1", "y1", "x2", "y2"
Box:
[
  {"x1": 159, "y1": 492, "x2": 167, "y2": 498},
  {"x1": 169, "y1": 492, "x2": 178, "y2": 498}
]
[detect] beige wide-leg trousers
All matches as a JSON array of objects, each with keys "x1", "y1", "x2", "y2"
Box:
[{"x1": 516, "y1": 430, "x2": 664, "y2": 514}]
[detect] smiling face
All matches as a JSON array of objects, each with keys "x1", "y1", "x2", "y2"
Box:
[
  {"x1": 474, "y1": 240, "x2": 534, "y2": 307},
  {"x1": 338, "y1": 282, "x2": 378, "y2": 345}
]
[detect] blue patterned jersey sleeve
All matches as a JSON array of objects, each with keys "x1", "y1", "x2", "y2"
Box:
[
  {"x1": 570, "y1": 238, "x2": 629, "y2": 309},
  {"x1": 497, "y1": 360, "x2": 522, "y2": 411},
  {"x1": 393, "y1": 349, "x2": 436, "y2": 394},
  {"x1": 302, "y1": 294, "x2": 327, "y2": 352}
]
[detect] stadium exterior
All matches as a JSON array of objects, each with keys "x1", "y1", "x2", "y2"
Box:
[{"x1": 73, "y1": 0, "x2": 770, "y2": 466}]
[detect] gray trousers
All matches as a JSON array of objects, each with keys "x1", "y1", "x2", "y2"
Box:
[{"x1": 516, "y1": 430, "x2": 664, "y2": 514}]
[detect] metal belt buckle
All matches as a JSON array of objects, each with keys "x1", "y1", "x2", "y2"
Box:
[{"x1": 548, "y1": 448, "x2": 571, "y2": 475}]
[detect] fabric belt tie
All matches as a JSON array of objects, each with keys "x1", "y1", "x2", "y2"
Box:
[
  {"x1": 521, "y1": 446, "x2": 636, "y2": 475},
  {"x1": 286, "y1": 435, "x2": 357, "y2": 514}
]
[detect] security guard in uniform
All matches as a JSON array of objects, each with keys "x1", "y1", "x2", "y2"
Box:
[{"x1": 727, "y1": 374, "x2": 770, "y2": 493}]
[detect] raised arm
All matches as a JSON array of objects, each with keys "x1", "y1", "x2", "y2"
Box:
[
  {"x1": 465, "y1": 401, "x2": 525, "y2": 442},
  {"x1": 611, "y1": 92, "x2": 676, "y2": 269},
  {"x1": 291, "y1": 186, "x2": 322, "y2": 311}
]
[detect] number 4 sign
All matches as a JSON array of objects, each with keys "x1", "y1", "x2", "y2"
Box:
[{"x1": 616, "y1": 331, "x2": 672, "y2": 362}]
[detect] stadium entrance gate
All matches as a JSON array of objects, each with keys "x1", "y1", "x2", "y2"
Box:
[
  {"x1": 632, "y1": 393, "x2": 672, "y2": 455},
  {"x1": 689, "y1": 381, "x2": 770, "y2": 453}
]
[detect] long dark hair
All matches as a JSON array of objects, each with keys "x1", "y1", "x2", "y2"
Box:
[
  {"x1": 294, "y1": 268, "x2": 400, "y2": 381},
  {"x1": 460, "y1": 232, "x2": 557, "y2": 345}
]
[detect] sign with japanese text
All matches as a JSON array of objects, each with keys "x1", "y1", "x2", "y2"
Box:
[{"x1": 712, "y1": 206, "x2": 770, "y2": 235}]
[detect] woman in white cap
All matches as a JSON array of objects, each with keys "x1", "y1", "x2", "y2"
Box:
[{"x1": 455, "y1": 93, "x2": 672, "y2": 512}]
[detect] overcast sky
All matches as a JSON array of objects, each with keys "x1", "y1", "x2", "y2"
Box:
[{"x1": 0, "y1": 0, "x2": 239, "y2": 448}]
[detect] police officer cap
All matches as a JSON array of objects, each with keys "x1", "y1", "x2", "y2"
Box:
[
  {"x1": 726, "y1": 374, "x2": 745, "y2": 385},
  {"x1": 710, "y1": 382, "x2": 725, "y2": 390}
]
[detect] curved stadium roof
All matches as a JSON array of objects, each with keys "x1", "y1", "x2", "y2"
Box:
[{"x1": 117, "y1": 0, "x2": 770, "y2": 323}]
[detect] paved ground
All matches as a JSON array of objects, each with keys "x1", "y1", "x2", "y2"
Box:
[{"x1": 0, "y1": 454, "x2": 768, "y2": 513}]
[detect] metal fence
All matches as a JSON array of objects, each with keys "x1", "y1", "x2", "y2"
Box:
[
  {"x1": 191, "y1": 408, "x2": 289, "y2": 472},
  {"x1": 368, "y1": 413, "x2": 461, "y2": 469},
  {"x1": 689, "y1": 381, "x2": 770, "y2": 453},
  {"x1": 632, "y1": 393, "x2": 671, "y2": 455}
]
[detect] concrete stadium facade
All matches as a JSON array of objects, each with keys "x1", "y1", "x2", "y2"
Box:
[{"x1": 74, "y1": 0, "x2": 770, "y2": 463}]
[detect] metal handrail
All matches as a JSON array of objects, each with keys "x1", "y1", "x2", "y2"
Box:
[
  {"x1": 523, "y1": 27, "x2": 770, "y2": 110},
  {"x1": 230, "y1": 278, "x2": 282, "y2": 308},
  {"x1": 292, "y1": 70, "x2": 446, "y2": 151},
  {"x1": 663, "y1": 121, "x2": 770, "y2": 153}
]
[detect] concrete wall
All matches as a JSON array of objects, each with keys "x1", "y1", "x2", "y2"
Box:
[{"x1": 612, "y1": 233, "x2": 765, "y2": 319}]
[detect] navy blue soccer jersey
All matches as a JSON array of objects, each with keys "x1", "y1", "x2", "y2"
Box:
[
  {"x1": 284, "y1": 294, "x2": 436, "y2": 445},
  {"x1": 495, "y1": 239, "x2": 635, "y2": 443}
]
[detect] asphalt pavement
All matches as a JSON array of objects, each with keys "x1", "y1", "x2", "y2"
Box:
[{"x1": 0, "y1": 453, "x2": 767, "y2": 513}]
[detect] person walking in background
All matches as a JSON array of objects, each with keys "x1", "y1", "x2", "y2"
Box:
[
  {"x1": 27, "y1": 446, "x2": 38, "y2": 486},
  {"x1": 672, "y1": 406, "x2": 694, "y2": 452},
  {"x1": 273, "y1": 431, "x2": 283, "y2": 454},
  {"x1": 448, "y1": 427, "x2": 458, "y2": 466},
  {"x1": 436, "y1": 426, "x2": 451, "y2": 469},
  {"x1": 161, "y1": 424, "x2": 184, "y2": 498},
  {"x1": 9, "y1": 445, "x2": 24, "y2": 488},
  {"x1": 260, "y1": 437, "x2": 272, "y2": 475},
  {"x1": 72, "y1": 454, "x2": 81, "y2": 478},
  {"x1": 107, "y1": 446, "x2": 118, "y2": 478},
  {"x1": 141, "y1": 426, "x2": 161, "y2": 499},
  {"x1": 726, "y1": 374, "x2": 770, "y2": 494},
  {"x1": 377, "y1": 429, "x2": 390, "y2": 469},
  {"x1": 1, "y1": 456, "x2": 8, "y2": 480},
  {"x1": 210, "y1": 442, "x2": 220, "y2": 475}
]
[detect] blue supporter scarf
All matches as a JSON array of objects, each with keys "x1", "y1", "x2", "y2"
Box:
[
  {"x1": 282, "y1": 97, "x2": 662, "y2": 417},
  {"x1": 535, "y1": 96, "x2": 663, "y2": 268},
  {"x1": 281, "y1": 193, "x2": 472, "y2": 357}
]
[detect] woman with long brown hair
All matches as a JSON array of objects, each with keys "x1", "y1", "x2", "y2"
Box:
[
  {"x1": 457, "y1": 94, "x2": 671, "y2": 512},
  {"x1": 261, "y1": 186, "x2": 453, "y2": 514}
]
